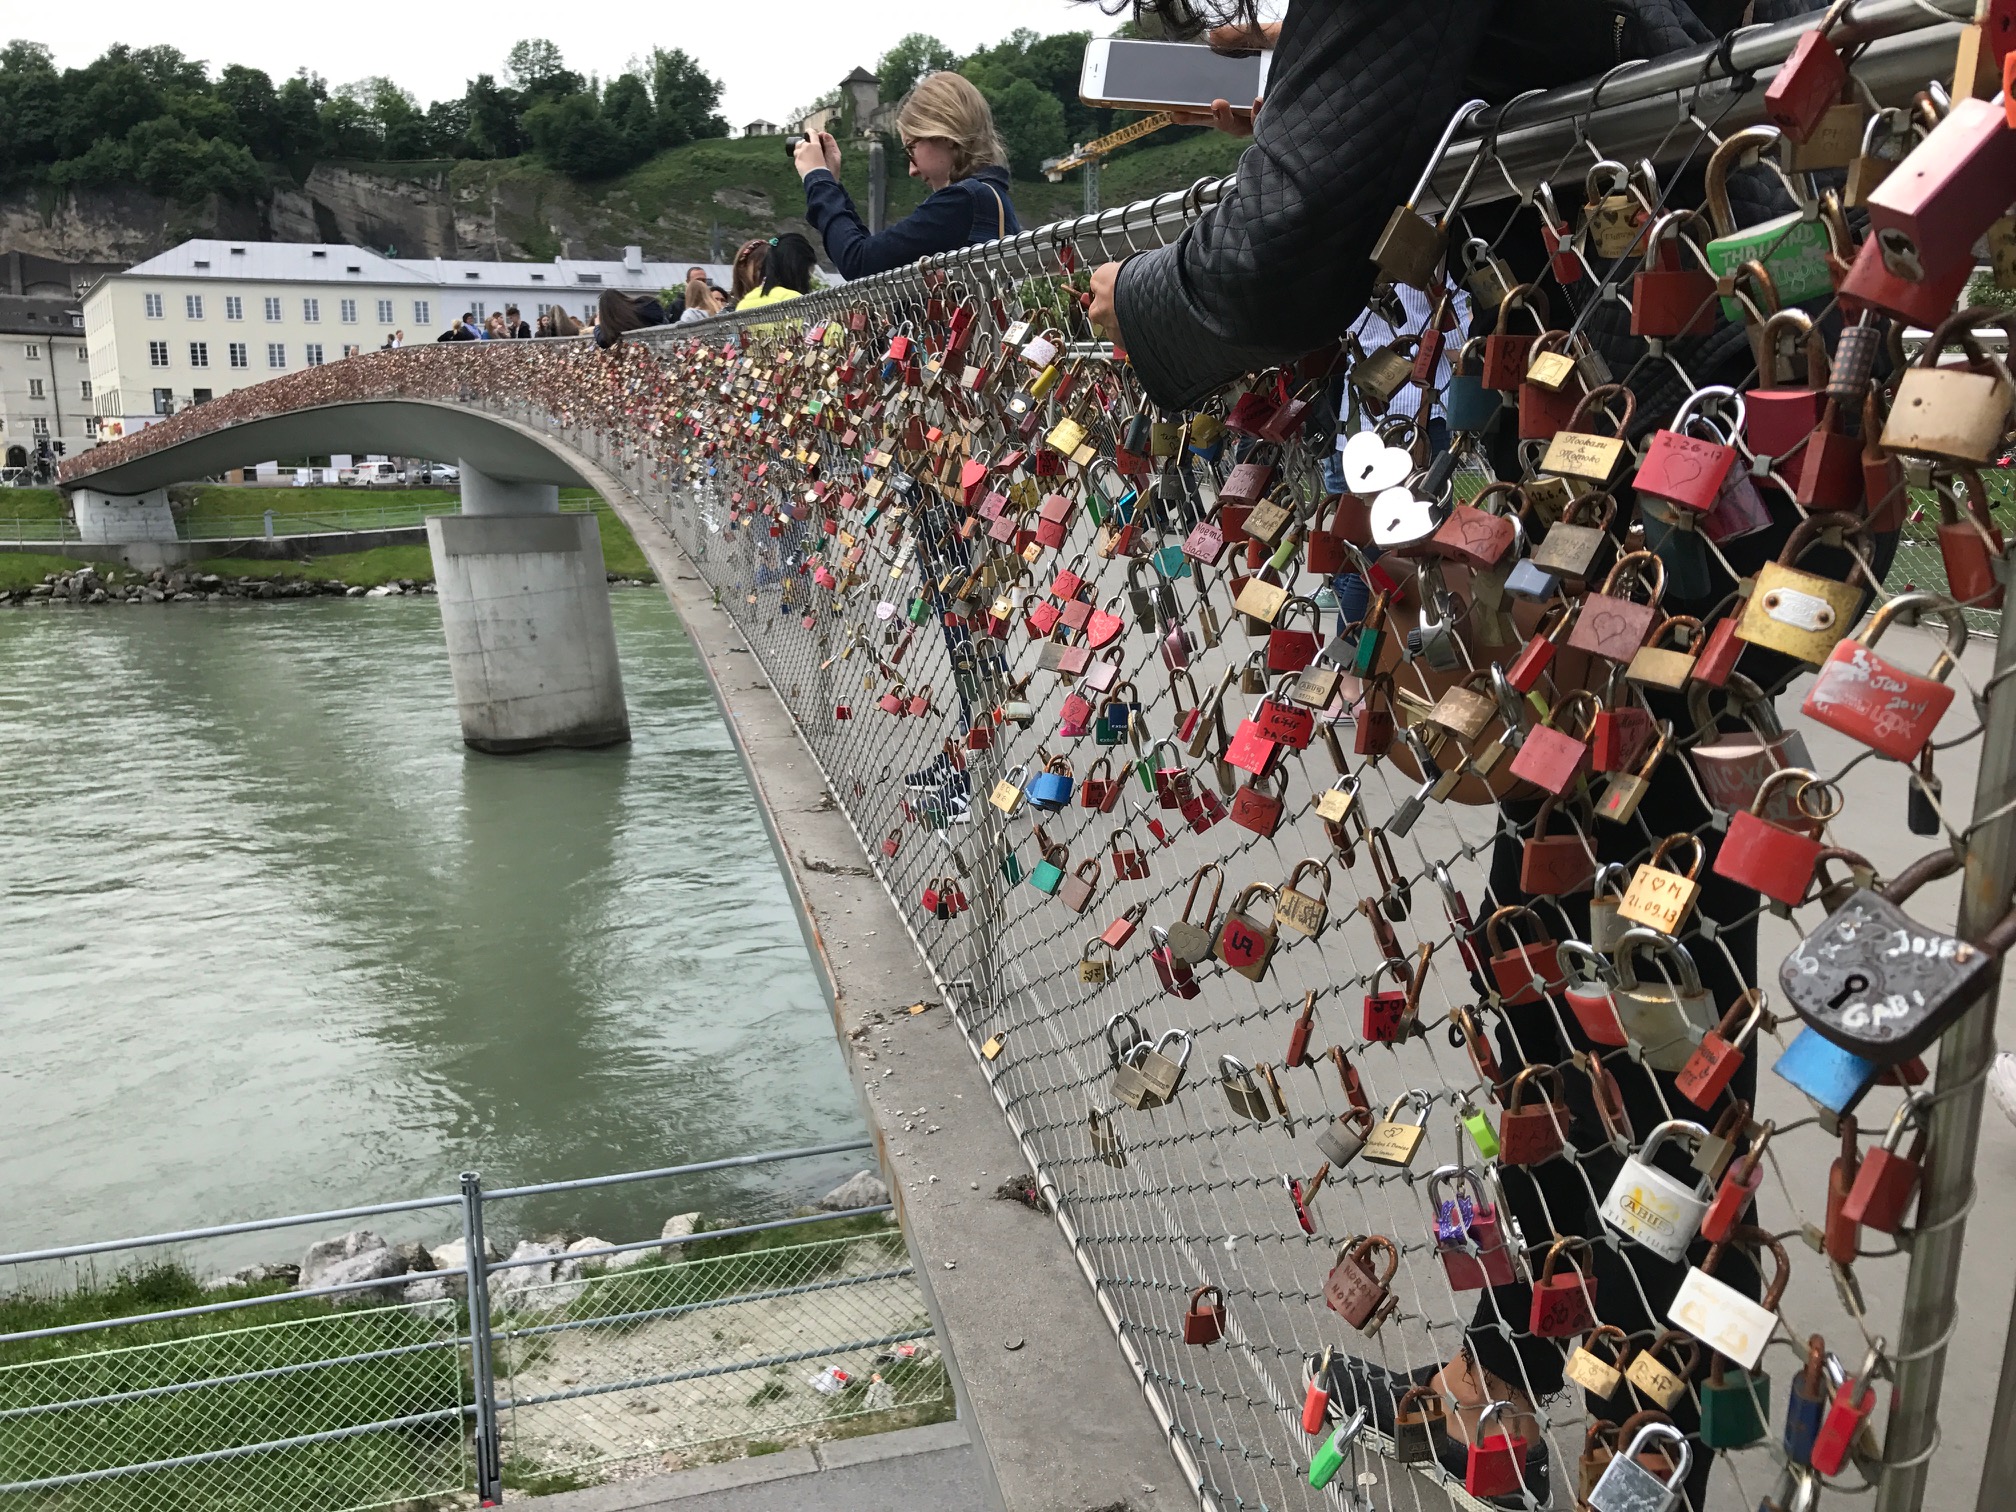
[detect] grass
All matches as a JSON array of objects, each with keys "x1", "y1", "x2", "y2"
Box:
[
  {"x1": 0, "y1": 553, "x2": 120, "y2": 590},
  {"x1": 0, "y1": 488, "x2": 65, "y2": 524},
  {"x1": 176, "y1": 485, "x2": 463, "y2": 528},
  {"x1": 0, "y1": 1264, "x2": 463, "y2": 1511}
]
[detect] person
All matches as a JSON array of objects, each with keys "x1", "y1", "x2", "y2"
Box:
[
  {"x1": 795, "y1": 71, "x2": 1019, "y2": 279},
  {"x1": 390, "y1": 329, "x2": 404, "y2": 348},
  {"x1": 727, "y1": 240, "x2": 768, "y2": 308},
  {"x1": 731, "y1": 233, "x2": 818, "y2": 315},
  {"x1": 592, "y1": 287, "x2": 669, "y2": 349},
  {"x1": 676, "y1": 270, "x2": 721, "y2": 323},
  {"x1": 503, "y1": 305, "x2": 531, "y2": 339},
  {"x1": 1077, "y1": 3, "x2": 1842, "y2": 1506},
  {"x1": 548, "y1": 308, "x2": 583, "y2": 337}
]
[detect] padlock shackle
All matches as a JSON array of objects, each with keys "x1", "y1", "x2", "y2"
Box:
[
  {"x1": 1703, "y1": 1221, "x2": 1791, "y2": 1308},
  {"x1": 1613, "y1": 927, "x2": 1705, "y2": 995},
  {"x1": 1285, "y1": 856, "x2": 1332, "y2": 899},
  {"x1": 1426, "y1": 1162, "x2": 1486, "y2": 1210},
  {"x1": 1619, "y1": 1421, "x2": 1694, "y2": 1486},
  {"x1": 1152, "y1": 1028, "x2": 1194, "y2": 1067},
  {"x1": 1881, "y1": 844, "x2": 1962, "y2": 907}
]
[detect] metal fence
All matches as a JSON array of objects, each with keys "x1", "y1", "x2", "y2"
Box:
[
  {"x1": 0, "y1": 1142, "x2": 945, "y2": 1510},
  {"x1": 0, "y1": 498, "x2": 597, "y2": 548}
]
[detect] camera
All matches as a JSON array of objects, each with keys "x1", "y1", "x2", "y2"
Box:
[{"x1": 784, "y1": 133, "x2": 812, "y2": 161}]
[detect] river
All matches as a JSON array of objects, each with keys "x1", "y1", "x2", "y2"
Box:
[{"x1": 0, "y1": 589, "x2": 864, "y2": 1265}]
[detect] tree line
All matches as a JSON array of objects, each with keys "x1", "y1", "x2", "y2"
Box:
[{"x1": 0, "y1": 37, "x2": 728, "y2": 200}]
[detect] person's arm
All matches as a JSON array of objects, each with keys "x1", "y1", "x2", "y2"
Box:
[
  {"x1": 1112, "y1": 0, "x2": 1495, "y2": 410},
  {"x1": 802, "y1": 171, "x2": 979, "y2": 280}
]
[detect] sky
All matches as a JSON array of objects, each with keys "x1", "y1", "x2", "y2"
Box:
[{"x1": 22, "y1": 0, "x2": 1137, "y2": 128}]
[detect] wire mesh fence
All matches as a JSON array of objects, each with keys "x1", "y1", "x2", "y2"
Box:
[{"x1": 0, "y1": 1147, "x2": 944, "y2": 1511}]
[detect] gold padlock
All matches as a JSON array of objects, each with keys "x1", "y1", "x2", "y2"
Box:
[
  {"x1": 1623, "y1": 1330, "x2": 1698, "y2": 1410},
  {"x1": 1625, "y1": 614, "x2": 1702, "y2": 691},
  {"x1": 1275, "y1": 858, "x2": 1331, "y2": 938},
  {"x1": 1540, "y1": 384, "x2": 1637, "y2": 482},
  {"x1": 1563, "y1": 1325, "x2": 1630, "y2": 1398},
  {"x1": 1735, "y1": 511, "x2": 1872, "y2": 664},
  {"x1": 1425, "y1": 671, "x2": 1497, "y2": 743},
  {"x1": 1233, "y1": 576, "x2": 1290, "y2": 624},
  {"x1": 1617, "y1": 832, "x2": 1705, "y2": 936},
  {"x1": 1361, "y1": 1091, "x2": 1431, "y2": 1168}
]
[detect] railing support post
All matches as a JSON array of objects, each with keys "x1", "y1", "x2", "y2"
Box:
[{"x1": 460, "y1": 1171, "x2": 505, "y2": 1506}]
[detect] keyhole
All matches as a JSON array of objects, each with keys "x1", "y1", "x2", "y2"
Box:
[{"x1": 1828, "y1": 972, "x2": 1871, "y2": 1010}]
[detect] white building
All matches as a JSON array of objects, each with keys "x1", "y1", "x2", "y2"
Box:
[
  {"x1": 83, "y1": 241, "x2": 728, "y2": 442},
  {"x1": 0, "y1": 295, "x2": 94, "y2": 477}
]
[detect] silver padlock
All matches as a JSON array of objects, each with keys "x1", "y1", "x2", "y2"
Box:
[
  {"x1": 1589, "y1": 1421, "x2": 1692, "y2": 1512},
  {"x1": 1588, "y1": 862, "x2": 1632, "y2": 953},
  {"x1": 1612, "y1": 928, "x2": 1716, "y2": 1071},
  {"x1": 1315, "y1": 1108, "x2": 1372, "y2": 1167},
  {"x1": 1598, "y1": 1118, "x2": 1713, "y2": 1261},
  {"x1": 1219, "y1": 1055, "x2": 1271, "y2": 1124}
]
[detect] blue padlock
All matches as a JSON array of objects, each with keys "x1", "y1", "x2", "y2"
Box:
[
  {"x1": 1445, "y1": 341, "x2": 1504, "y2": 433},
  {"x1": 1772, "y1": 1027, "x2": 1878, "y2": 1117},
  {"x1": 1783, "y1": 1336, "x2": 1827, "y2": 1467},
  {"x1": 1025, "y1": 757, "x2": 1074, "y2": 811},
  {"x1": 1503, "y1": 558, "x2": 1559, "y2": 602}
]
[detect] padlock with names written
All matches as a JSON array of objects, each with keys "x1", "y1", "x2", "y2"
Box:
[
  {"x1": 1801, "y1": 591, "x2": 1965, "y2": 763},
  {"x1": 1361, "y1": 1092, "x2": 1432, "y2": 1168},
  {"x1": 1668, "y1": 1224, "x2": 1788, "y2": 1374},
  {"x1": 1323, "y1": 1234, "x2": 1399, "y2": 1332},
  {"x1": 1530, "y1": 1236, "x2": 1600, "y2": 1337},
  {"x1": 1617, "y1": 832, "x2": 1705, "y2": 936},
  {"x1": 1133, "y1": 1030, "x2": 1193, "y2": 1110},
  {"x1": 1566, "y1": 1325, "x2": 1633, "y2": 1398},
  {"x1": 1164, "y1": 865, "x2": 1224, "y2": 966},
  {"x1": 1624, "y1": 1330, "x2": 1700, "y2": 1411},
  {"x1": 1276, "y1": 858, "x2": 1331, "y2": 938},
  {"x1": 1215, "y1": 883, "x2": 1279, "y2": 981}
]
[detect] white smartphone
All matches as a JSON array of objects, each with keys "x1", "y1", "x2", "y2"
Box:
[{"x1": 1078, "y1": 38, "x2": 1272, "y2": 114}]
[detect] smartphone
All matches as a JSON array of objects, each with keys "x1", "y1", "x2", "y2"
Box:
[{"x1": 1078, "y1": 38, "x2": 1271, "y2": 113}]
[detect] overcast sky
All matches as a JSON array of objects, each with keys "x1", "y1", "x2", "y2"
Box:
[{"x1": 23, "y1": 0, "x2": 1140, "y2": 127}]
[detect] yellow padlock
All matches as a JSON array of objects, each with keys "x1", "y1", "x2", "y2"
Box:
[
  {"x1": 1617, "y1": 832, "x2": 1705, "y2": 937},
  {"x1": 1735, "y1": 512, "x2": 1872, "y2": 664}
]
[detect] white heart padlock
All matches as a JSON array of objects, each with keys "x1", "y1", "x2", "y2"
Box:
[
  {"x1": 1369, "y1": 486, "x2": 1441, "y2": 547},
  {"x1": 1338, "y1": 430, "x2": 1412, "y2": 494}
]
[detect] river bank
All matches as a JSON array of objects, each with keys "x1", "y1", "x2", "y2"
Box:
[{"x1": 2, "y1": 561, "x2": 656, "y2": 605}]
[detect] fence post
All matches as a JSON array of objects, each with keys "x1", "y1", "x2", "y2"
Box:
[
  {"x1": 1877, "y1": 611, "x2": 2016, "y2": 1512},
  {"x1": 460, "y1": 1171, "x2": 505, "y2": 1506}
]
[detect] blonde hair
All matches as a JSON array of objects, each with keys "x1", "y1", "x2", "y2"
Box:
[{"x1": 896, "y1": 71, "x2": 1005, "y2": 179}]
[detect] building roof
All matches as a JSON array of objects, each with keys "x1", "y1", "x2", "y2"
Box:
[
  {"x1": 840, "y1": 66, "x2": 879, "y2": 83},
  {"x1": 0, "y1": 294, "x2": 84, "y2": 338},
  {"x1": 102, "y1": 240, "x2": 715, "y2": 293}
]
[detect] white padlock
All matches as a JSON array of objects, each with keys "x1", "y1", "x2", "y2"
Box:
[
  {"x1": 1668, "y1": 1264, "x2": 1778, "y2": 1371},
  {"x1": 1588, "y1": 1421, "x2": 1692, "y2": 1512},
  {"x1": 1597, "y1": 1119, "x2": 1713, "y2": 1261}
]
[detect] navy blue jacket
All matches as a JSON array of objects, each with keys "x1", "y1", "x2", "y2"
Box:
[{"x1": 803, "y1": 164, "x2": 1020, "y2": 280}]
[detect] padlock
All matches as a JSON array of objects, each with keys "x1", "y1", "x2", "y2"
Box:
[
  {"x1": 1568, "y1": 549, "x2": 1666, "y2": 662},
  {"x1": 1149, "y1": 926, "x2": 1202, "y2": 1000},
  {"x1": 1632, "y1": 209, "x2": 1719, "y2": 337},
  {"x1": 1482, "y1": 281, "x2": 1550, "y2": 390},
  {"x1": 1617, "y1": 832, "x2": 1706, "y2": 937},
  {"x1": 1392, "y1": 1386, "x2": 1444, "y2": 1464},
  {"x1": 1306, "y1": 1405, "x2": 1368, "y2": 1490},
  {"x1": 1552, "y1": 938, "x2": 1626, "y2": 1046},
  {"x1": 1507, "y1": 688, "x2": 1598, "y2": 796},
  {"x1": 1661, "y1": 1225, "x2": 1790, "y2": 1378},
  {"x1": 1219, "y1": 1055, "x2": 1271, "y2": 1124},
  {"x1": 1634, "y1": 385, "x2": 1743, "y2": 514},
  {"x1": 1736, "y1": 512, "x2": 1873, "y2": 664},
  {"x1": 1541, "y1": 382, "x2": 1637, "y2": 485},
  {"x1": 1677, "y1": 990, "x2": 1770, "y2": 1110},
  {"x1": 1367, "y1": 828, "x2": 1412, "y2": 921},
  {"x1": 1499, "y1": 1066, "x2": 1569, "y2": 1167},
  {"x1": 1784, "y1": 1337, "x2": 1829, "y2": 1466},
  {"x1": 1774, "y1": 1025, "x2": 1880, "y2": 1116},
  {"x1": 1182, "y1": 1284, "x2": 1225, "y2": 1346},
  {"x1": 1698, "y1": 1350, "x2": 1773, "y2": 1450},
  {"x1": 1367, "y1": 95, "x2": 1484, "y2": 284},
  {"x1": 1361, "y1": 954, "x2": 1418, "y2": 1044},
  {"x1": 1521, "y1": 793, "x2": 1595, "y2": 896},
  {"x1": 1530, "y1": 1236, "x2": 1599, "y2": 1336},
  {"x1": 1322, "y1": 1234, "x2": 1399, "y2": 1331},
  {"x1": 1625, "y1": 615, "x2": 1703, "y2": 690},
  {"x1": 1781, "y1": 847, "x2": 2010, "y2": 1064},
  {"x1": 1932, "y1": 466, "x2": 2008, "y2": 610},
  {"x1": 1686, "y1": 674, "x2": 1819, "y2": 819},
  {"x1": 1713, "y1": 767, "x2": 1835, "y2": 907},
  {"x1": 1485, "y1": 904, "x2": 1563, "y2": 1007},
  {"x1": 1624, "y1": 1330, "x2": 1700, "y2": 1411},
  {"x1": 1611, "y1": 929, "x2": 1717, "y2": 1071},
  {"x1": 1599, "y1": 1118, "x2": 1714, "y2": 1261},
  {"x1": 1164, "y1": 864, "x2": 1224, "y2": 966},
  {"x1": 1431, "y1": 480, "x2": 1520, "y2": 570},
  {"x1": 1315, "y1": 1105, "x2": 1374, "y2": 1168},
  {"x1": 1111, "y1": 1041, "x2": 1155, "y2": 1111},
  {"x1": 1077, "y1": 937, "x2": 1116, "y2": 984},
  {"x1": 1527, "y1": 487, "x2": 1618, "y2": 587},
  {"x1": 1228, "y1": 768, "x2": 1287, "y2": 838},
  {"x1": 1864, "y1": 95, "x2": 2016, "y2": 284},
  {"x1": 1215, "y1": 883, "x2": 1279, "y2": 982},
  {"x1": 1088, "y1": 1107, "x2": 1125, "y2": 1168},
  {"x1": 1588, "y1": 1421, "x2": 1692, "y2": 1512},
  {"x1": 1463, "y1": 1400, "x2": 1531, "y2": 1500},
  {"x1": 1809, "y1": 1345, "x2": 1885, "y2": 1476},
  {"x1": 1594, "y1": 720, "x2": 1674, "y2": 826},
  {"x1": 1028, "y1": 843, "x2": 1069, "y2": 896},
  {"x1": 1427, "y1": 1165, "x2": 1519, "y2": 1290},
  {"x1": 1704, "y1": 127, "x2": 1835, "y2": 317},
  {"x1": 1058, "y1": 857, "x2": 1102, "y2": 915},
  {"x1": 1101, "y1": 902, "x2": 1145, "y2": 950},
  {"x1": 1266, "y1": 594, "x2": 1322, "y2": 671},
  {"x1": 1841, "y1": 1091, "x2": 1928, "y2": 1232},
  {"x1": 1300, "y1": 1347, "x2": 1334, "y2": 1434},
  {"x1": 1361, "y1": 1091, "x2": 1430, "y2": 1168},
  {"x1": 1134, "y1": 1029, "x2": 1193, "y2": 1109}
]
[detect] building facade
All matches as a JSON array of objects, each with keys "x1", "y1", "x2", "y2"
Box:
[
  {"x1": 0, "y1": 295, "x2": 94, "y2": 477},
  {"x1": 83, "y1": 241, "x2": 725, "y2": 442}
]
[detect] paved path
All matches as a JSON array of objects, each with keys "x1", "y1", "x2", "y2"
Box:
[{"x1": 517, "y1": 1423, "x2": 989, "y2": 1511}]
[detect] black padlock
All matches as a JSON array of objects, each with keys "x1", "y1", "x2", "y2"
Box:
[
  {"x1": 1781, "y1": 848, "x2": 2016, "y2": 1063},
  {"x1": 1907, "y1": 746, "x2": 1941, "y2": 836}
]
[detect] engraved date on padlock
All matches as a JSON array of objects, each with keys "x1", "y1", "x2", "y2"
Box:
[{"x1": 1761, "y1": 587, "x2": 1838, "y2": 633}]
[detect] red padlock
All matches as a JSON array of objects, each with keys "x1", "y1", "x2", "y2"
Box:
[
  {"x1": 1464, "y1": 1403, "x2": 1531, "y2": 1499},
  {"x1": 1810, "y1": 1352, "x2": 1885, "y2": 1476},
  {"x1": 1935, "y1": 469, "x2": 2005, "y2": 612},
  {"x1": 1793, "y1": 398, "x2": 1866, "y2": 513},
  {"x1": 1229, "y1": 769, "x2": 1286, "y2": 837},
  {"x1": 1505, "y1": 604, "x2": 1571, "y2": 692},
  {"x1": 1763, "y1": 21, "x2": 1848, "y2": 143},
  {"x1": 1481, "y1": 283, "x2": 1548, "y2": 390},
  {"x1": 1675, "y1": 989, "x2": 1769, "y2": 1109},
  {"x1": 1182, "y1": 1285, "x2": 1225, "y2": 1346},
  {"x1": 1826, "y1": 1117, "x2": 1862, "y2": 1266},
  {"x1": 1361, "y1": 956, "x2": 1416, "y2": 1043},
  {"x1": 1701, "y1": 1121, "x2": 1773, "y2": 1243},
  {"x1": 1841, "y1": 1094, "x2": 1928, "y2": 1233},
  {"x1": 1560, "y1": 940, "x2": 1628, "y2": 1047},
  {"x1": 1498, "y1": 1066, "x2": 1569, "y2": 1167},
  {"x1": 1590, "y1": 700, "x2": 1654, "y2": 774},
  {"x1": 1508, "y1": 689, "x2": 1599, "y2": 797},
  {"x1": 1486, "y1": 905, "x2": 1563, "y2": 1008},
  {"x1": 1101, "y1": 903, "x2": 1145, "y2": 950},
  {"x1": 1633, "y1": 389, "x2": 1740, "y2": 514},
  {"x1": 1835, "y1": 233, "x2": 1973, "y2": 328},
  {"x1": 1802, "y1": 593, "x2": 1964, "y2": 764},
  {"x1": 1713, "y1": 767, "x2": 1832, "y2": 906},
  {"x1": 1863, "y1": 96, "x2": 2016, "y2": 284},
  {"x1": 1225, "y1": 717, "x2": 1280, "y2": 776},
  {"x1": 1285, "y1": 991, "x2": 1317, "y2": 1069},
  {"x1": 1630, "y1": 210, "x2": 1718, "y2": 337},
  {"x1": 1149, "y1": 927, "x2": 1201, "y2": 999},
  {"x1": 1529, "y1": 1237, "x2": 1598, "y2": 1338},
  {"x1": 1690, "y1": 613, "x2": 1744, "y2": 687},
  {"x1": 1520, "y1": 794, "x2": 1595, "y2": 897},
  {"x1": 1301, "y1": 1348, "x2": 1333, "y2": 1434}
]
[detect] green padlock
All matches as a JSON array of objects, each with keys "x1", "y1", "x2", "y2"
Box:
[
  {"x1": 1460, "y1": 1099, "x2": 1502, "y2": 1161},
  {"x1": 907, "y1": 595, "x2": 933, "y2": 626},
  {"x1": 1308, "y1": 1408, "x2": 1365, "y2": 1488},
  {"x1": 1001, "y1": 848, "x2": 1024, "y2": 885},
  {"x1": 1153, "y1": 544, "x2": 1192, "y2": 581},
  {"x1": 1699, "y1": 1356, "x2": 1771, "y2": 1448},
  {"x1": 1703, "y1": 126, "x2": 1834, "y2": 321},
  {"x1": 1352, "y1": 592, "x2": 1390, "y2": 676},
  {"x1": 1029, "y1": 844, "x2": 1068, "y2": 896}
]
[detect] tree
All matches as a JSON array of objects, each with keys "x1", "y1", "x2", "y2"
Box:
[
  {"x1": 979, "y1": 76, "x2": 1066, "y2": 179},
  {"x1": 523, "y1": 92, "x2": 628, "y2": 178},
  {"x1": 602, "y1": 73, "x2": 658, "y2": 162},
  {"x1": 0, "y1": 42, "x2": 62, "y2": 180},
  {"x1": 645, "y1": 47, "x2": 727, "y2": 147},
  {"x1": 272, "y1": 72, "x2": 329, "y2": 162},
  {"x1": 215, "y1": 64, "x2": 280, "y2": 155},
  {"x1": 504, "y1": 39, "x2": 582, "y2": 102},
  {"x1": 876, "y1": 33, "x2": 957, "y2": 103},
  {"x1": 462, "y1": 73, "x2": 523, "y2": 158}
]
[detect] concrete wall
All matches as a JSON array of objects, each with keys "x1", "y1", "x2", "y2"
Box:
[
  {"x1": 426, "y1": 511, "x2": 629, "y2": 753},
  {"x1": 71, "y1": 487, "x2": 175, "y2": 544}
]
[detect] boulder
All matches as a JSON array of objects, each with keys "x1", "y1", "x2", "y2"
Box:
[
  {"x1": 203, "y1": 1262, "x2": 299, "y2": 1293},
  {"x1": 659, "y1": 1211, "x2": 703, "y2": 1262},
  {"x1": 818, "y1": 1172, "x2": 891, "y2": 1212},
  {"x1": 487, "y1": 1239, "x2": 564, "y2": 1313},
  {"x1": 298, "y1": 1230, "x2": 410, "y2": 1302},
  {"x1": 545, "y1": 1236, "x2": 613, "y2": 1308},
  {"x1": 300, "y1": 1229, "x2": 387, "y2": 1288}
]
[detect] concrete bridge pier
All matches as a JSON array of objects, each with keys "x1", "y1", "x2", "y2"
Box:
[
  {"x1": 70, "y1": 488, "x2": 180, "y2": 566},
  {"x1": 425, "y1": 460, "x2": 629, "y2": 754}
]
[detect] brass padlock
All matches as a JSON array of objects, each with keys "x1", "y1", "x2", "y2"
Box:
[
  {"x1": 1617, "y1": 832, "x2": 1706, "y2": 937},
  {"x1": 1219, "y1": 1055, "x2": 1271, "y2": 1124},
  {"x1": 1735, "y1": 512, "x2": 1873, "y2": 664},
  {"x1": 1134, "y1": 1029, "x2": 1194, "y2": 1109},
  {"x1": 1276, "y1": 858, "x2": 1331, "y2": 938},
  {"x1": 1362, "y1": 1091, "x2": 1431, "y2": 1168}
]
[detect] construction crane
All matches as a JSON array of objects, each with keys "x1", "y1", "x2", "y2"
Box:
[{"x1": 1042, "y1": 111, "x2": 1176, "y2": 213}]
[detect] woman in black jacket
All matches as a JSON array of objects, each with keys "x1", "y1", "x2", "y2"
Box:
[
  {"x1": 795, "y1": 70, "x2": 1020, "y2": 279},
  {"x1": 593, "y1": 289, "x2": 670, "y2": 350}
]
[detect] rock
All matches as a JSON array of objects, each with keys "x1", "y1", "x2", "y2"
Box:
[
  {"x1": 298, "y1": 1229, "x2": 410, "y2": 1301},
  {"x1": 203, "y1": 1262, "x2": 300, "y2": 1292},
  {"x1": 659, "y1": 1211, "x2": 703, "y2": 1262},
  {"x1": 393, "y1": 1240, "x2": 435, "y2": 1273},
  {"x1": 346, "y1": 585, "x2": 367, "y2": 596},
  {"x1": 365, "y1": 584, "x2": 398, "y2": 597},
  {"x1": 488, "y1": 1238, "x2": 564, "y2": 1313},
  {"x1": 403, "y1": 1276, "x2": 451, "y2": 1304},
  {"x1": 545, "y1": 1236, "x2": 613, "y2": 1307},
  {"x1": 818, "y1": 1172, "x2": 890, "y2": 1212}
]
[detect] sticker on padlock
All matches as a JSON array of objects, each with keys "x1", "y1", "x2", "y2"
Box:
[
  {"x1": 1599, "y1": 1119, "x2": 1715, "y2": 1261},
  {"x1": 1427, "y1": 1165, "x2": 1520, "y2": 1289},
  {"x1": 1735, "y1": 512, "x2": 1875, "y2": 664},
  {"x1": 1668, "y1": 1224, "x2": 1789, "y2": 1373}
]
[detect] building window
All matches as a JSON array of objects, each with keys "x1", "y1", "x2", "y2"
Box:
[
  {"x1": 79, "y1": 380, "x2": 91, "y2": 400},
  {"x1": 144, "y1": 293, "x2": 164, "y2": 319},
  {"x1": 582, "y1": 304, "x2": 596, "y2": 323},
  {"x1": 341, "y1": 343, "x2": 360, "y2": 358},
  {"x1": 185, "y1": 294, "x2": 204, "y2": 320},
  {"x1": 191, "y1": 388, "x2": 212, "y2": 404},
  {"x1": 340, "y1": 299, "x2": 357, "y2": 323},
  {"x1": 148, "y1": 340, "x2": 170, "y2": 368},
  {"x1": 23, "y1": 344, "x2": 38, "y2": 360},
  {"x1": 28, "y1": 378, "x2": 44, "y2": 399},
  {"x1": 264, "y1": 296, "x2": 282, "y2": 321},
  {"x1": 471, "y1": 302, "x2": 486, "y2": 320},
  {"x1": 376, "y1": 299, "x2": 394, "y2": 324},
  {"x1": 267, "y1": 343, "x2": 286, "y2": 369},
  {"x1": 228, "y1": 343, "x2": 247, "y2": 369},
  {"x1": 305, "y1": 343, "x2": 324, "y2": 366},
  {"x1": 413, "y1": 300, "x2": 430, "y2": 325},
  {"x1": 153, "y1": 387, "x2": 173, "y2": 415},
  {"x1": 85, "y1": 416, "x2": 100, "y2": 437},
  {"x1": 189, "y1": 342, "x2": 209, "y2": 368},
  {"x1": 225, "y1": 296, "x2": 243, "y2": 320},
  {"x1": 303, "y1": 298, "x2": 320, "y2": 322},
  {"x1": 32, "y1": 417, "x2": 48, "y2": 436}
]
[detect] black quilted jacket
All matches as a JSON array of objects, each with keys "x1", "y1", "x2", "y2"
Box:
[{"x1": 1114, "y1": 0, "x2": 1823, "y2": 409}]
